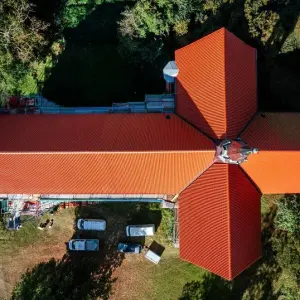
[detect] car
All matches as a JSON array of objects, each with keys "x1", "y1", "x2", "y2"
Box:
[
  {"x1": 125, "y1": 224, "x2": 155, "y2": 237},
  {"x1": 77, "y1": 218, "x2": 106, "y2": 231},
  {"x1": 117, "y1": 242, "x2": 142, "y2": 253},
  {"x1": 68, "y1": 239, "x2": 99, "y2": 251}
]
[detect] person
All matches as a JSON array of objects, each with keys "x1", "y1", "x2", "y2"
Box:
[
  {"x1": 37, "y1": 219, "x2": 50, "y2": 230},
  {"x1": 38, "y1": 223, "x2": 45, "y2": 230},
  {"x1": 49, "y1": 219, "x2": 54, "y2": 229}
]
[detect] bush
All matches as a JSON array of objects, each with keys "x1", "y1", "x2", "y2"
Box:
[{"x1": 274, "y1": 195, "x2": 300, "y2": 235}]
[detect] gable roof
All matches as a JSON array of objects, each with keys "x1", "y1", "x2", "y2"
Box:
[
  {"x1": 241, "y1": 113, "x2": 300, "y2": 193},
  {"x1": 175, "y1": 27, "x2": 257, "y2": 139},
  {"x1": 179, "y1": 163, "x2": 261, "y2": 279},
  {"x1": 0, "y1": 114, "x2": 213, "y2": 152},
  {"x1": 0, "y1": 114, "x2": 215, "y2": 194}
]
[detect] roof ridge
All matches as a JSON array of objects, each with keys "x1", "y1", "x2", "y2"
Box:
[
  {"x1": 223, "y1": 28, "x2": 228, "y2": 138},
  {"x1": 225, "y1": 164, "x2": 232, "y2": 278},
  {"x1": 0, "y1": 150, "x2": 216, "y2": 155}
]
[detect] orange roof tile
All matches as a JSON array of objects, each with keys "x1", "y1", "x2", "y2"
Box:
[
  {"x1": 179, "y1": 163, "x2": 261, "y2": 279},
  {"x1": 241, "y1": 151, "x2": 300, "y2": 194},
  {"x1": 0, "y1": 152, "x2": 214, "y2": 194},
  {"x1": 240, "y1": 113, "x2": 300, "y2": 150},
  {"x1": 0, "y1": 114, "x2": 213, "y2": 152},
  {"x1": 175, "y1": 27, "x2": 257, "y2": 139},
  {"x1": 0, "y1": 114, "x2": 215, "y2": 194},
  {"x1": 241, "y1": 113, "x2": 300, "y2": 194}
]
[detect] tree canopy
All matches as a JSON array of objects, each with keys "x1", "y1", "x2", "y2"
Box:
[{"x1": 0, "y1": 0, "x2": 49, "y2": 103}]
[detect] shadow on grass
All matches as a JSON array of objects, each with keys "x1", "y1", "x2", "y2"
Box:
[
  {"x1": 11, "y1": 203, "x2": 163, "y2": 299},
  {"x1": 83, "y1": 202, "x2": 162, "y2": 247},
  {"x1": 11, "y1": 204, "x2": 126, "y2": 300},
  {"x1": 179, "y1": 274, "x2": 232, "y2": 300},
  {"x1": 11, "y1": 252, "x2": 122, "y2": 300},
  {"x1": 179, "y1": 203, "x2": 281, "y2": 300}
]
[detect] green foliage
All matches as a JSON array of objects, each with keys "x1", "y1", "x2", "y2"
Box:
[
  {"x1": 148, "y1": 203, "x2": 174, "y2": 244},
  {"x1": 118, "y1": 0, "x2": 193, "y2": 62},
  {"x1": 274, "y1": 195, "x2": 300, "y2": 235},
  {"x1": 61, "y1": 0, "x2": 103, "y2": 29},
  {"x1": 281, "y1": 17, "x2": 300, "y2": 53},
  {"x1": 0, "y1": 0, "x2": 48, "y2": 63},
  {"x1": 0, "y1": 0, "x2": 50, "y2": 99},
  {"x1": 261, "y1": 195, "x2": 270, "y2": 216},
  {"x1": 0, "y1": 52, "x2": 29, "y2": 103},
  {"x1": 271, "y1": 195, "x2": 300, "y2": 297},
  {"x1": 62, "y1": 5, "x2": 91, "y2": 28},
  {"x1": 280, "y1": 286, "x2": 300, "y2": 300},
  {"x1": 119, "y1": 0, "x2": 192, "y2": 38},
  {"x1": 244, "y1": 0, "x2": 279, "y2": 44}
]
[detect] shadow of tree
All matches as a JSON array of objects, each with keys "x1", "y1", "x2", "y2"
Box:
[
  {"x1": 179, "y1": 274, "x2": 232, "y2": 300},
  {"x1": 11, "y1": 251, "x2": 123, "y2": 300},
  {"x1": 168, "y1": 0, "x2": 300, "y2": 113},
  {"x1": 179, "y1": 203, "x2": 281, "y2": 300},
  {"x1": 11, "y1": 204, "x2": 126, "y2": 300},
  {"x1": 42, "y1": 2, "x2": 166, "y2": 107}
]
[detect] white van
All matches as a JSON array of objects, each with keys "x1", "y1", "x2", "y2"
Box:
[
  {"x1": 126, "y1": 224, "x2": 155, "y2": 237},
  {"x1": 77, "y1": 219, "x2": 106, "y2": 231}
]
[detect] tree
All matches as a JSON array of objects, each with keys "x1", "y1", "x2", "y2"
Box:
[
  {"x1": 271, "y1": 195, "x2": 300, "y2": 298},
  {"x1": 118, "y1": 0, "x2": 194, "y2": 63},
  {"x1": 274, "y1": 195, "x2": 300, "y2": 236},
  {"x1": 0, "y1": 0, "x2": 48, "y2": 63},
  {"x1": 244, "y1": 0, "x2": 279, "y2": 44},
  {"x1": 0, "y1": 0, "x2": 49, "y2": 101}
]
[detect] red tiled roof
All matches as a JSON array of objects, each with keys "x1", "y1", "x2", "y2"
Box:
[
  {"x1": 241, "y1": 113, "x2": 300, "y2": 150},
  {"x1": 175, "y1": 27, "x2": 257, "y2": 139},
  {"x1": 241, "y1": 152, "x2": 300, "y2": 194},
  {"x1": 241, "y1": 113, "x2": 300, "y2": 193},
  {"x1": 0, "y1": 114, "x2": 215, "y2": 194},
  {"x1": 0, "y1": 114, "x2": 213, "y2": 152},
  {"x1": 179, "y1": 163, "x2": 262, "y2": 280}
]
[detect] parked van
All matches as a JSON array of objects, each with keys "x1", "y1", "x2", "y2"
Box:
[
  {"x1": 77, "y1": 219, "x2": 106, "y2": 231},
  {"x1": 126, "y1": 224, "x2": 155, "y2": 237},
  {"x1": 68, "y1": 239, "x2": 99, "y2": 251}
]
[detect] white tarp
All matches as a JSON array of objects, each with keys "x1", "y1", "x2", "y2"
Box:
[{"x1": 145, "y1": 250, "x2": 161, "y2": 264}]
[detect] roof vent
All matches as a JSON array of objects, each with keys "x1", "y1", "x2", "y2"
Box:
[
  {"x1": 215, "y1": 139, "x2": 258, "y2": 164},
  {"x1": 163, "y1": 61, "x2": 179, "y2": 83}
]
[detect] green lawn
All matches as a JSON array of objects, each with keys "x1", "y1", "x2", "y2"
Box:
[
  {"x1": 151, "y1": 251, "x2": 207, "y2": 300},
  {"x1": 1, "y1": 199, "x2": 291, "y2": 300}
]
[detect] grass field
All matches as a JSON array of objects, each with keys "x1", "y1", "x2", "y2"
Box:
[
  {"x1": 0, "y1": 209, "x2": 75, "y2": 299},
  {"x1": 0, "y1": 197, "x2": 288, "y2": 300},
  {"x1": 0, "y1": 203, "x2": 204, "y2": 300}
]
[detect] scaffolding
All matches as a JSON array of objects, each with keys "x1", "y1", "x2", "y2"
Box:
[{"x1": 173, "y1": 207, "x2": 179, "y2": 248}]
